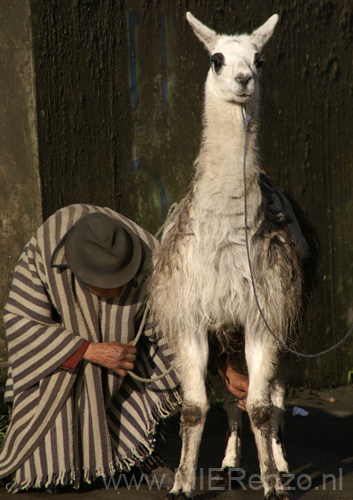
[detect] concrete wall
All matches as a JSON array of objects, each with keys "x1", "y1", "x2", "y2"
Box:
[
  {"x1": 1, "y1": 0, "x2": 352, "y2": 387},
  {"x1": 0, "y1": 0, "x2": 42, "y2": 370}
]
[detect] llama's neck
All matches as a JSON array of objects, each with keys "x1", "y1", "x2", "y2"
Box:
[{"x1": 194, "y1": 88, "x2": 261, "y2": 219}]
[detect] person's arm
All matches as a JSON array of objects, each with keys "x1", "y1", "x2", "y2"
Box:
[{"x1": 4, "y1": 240, "x2": 92, "y2": 395}]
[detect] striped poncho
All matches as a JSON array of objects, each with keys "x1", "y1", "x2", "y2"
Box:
[{"x1": 0, "y1": 204, "x2": 181, "y2": 492}]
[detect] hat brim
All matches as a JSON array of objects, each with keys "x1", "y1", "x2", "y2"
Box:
[{"x1": 64, "y1": 217, "x2": 142, "y2": 289}]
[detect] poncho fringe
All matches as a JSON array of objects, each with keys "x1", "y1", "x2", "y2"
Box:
[{"x1": 6, "y1": 389, "x2": 181, "y2": 493}]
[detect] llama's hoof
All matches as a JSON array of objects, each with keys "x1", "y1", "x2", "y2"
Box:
[
  {"x1": 264, "y1": 488, "x2": 291, "y2": 500},
  {"x1": 166, "y1": 493, "x2": 192, "y2": 500},
  {"x1": 265, "y1": 486, "x2": 277, "y2": 499},
  {"x1": 212, "y1": 467, "x2": 243, "y2": 486},
  {"x1": 211, "y1": 467, "x2": 227, "y2": 485},
  {"x1": 277, "y1": 493, "x2": 291, "y2": 500}
]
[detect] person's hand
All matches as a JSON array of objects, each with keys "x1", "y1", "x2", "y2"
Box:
[
  {"x1": 221, "y1": 364, "x2": 249, "y2": 411},
  {"x1": 83, "y1": 341, "x2": 137, "y2": 377}
]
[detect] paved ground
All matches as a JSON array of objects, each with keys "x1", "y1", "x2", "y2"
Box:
[{"x1": 1, "y1": 385, "x2": 352, "y2": 499}]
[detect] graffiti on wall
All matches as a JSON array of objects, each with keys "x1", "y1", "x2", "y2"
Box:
[{"x1": 128, "y1": 10, "x2": 169, "y2": 228}]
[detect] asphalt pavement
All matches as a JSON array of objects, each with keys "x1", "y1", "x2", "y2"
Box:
[{"x1": 1, "y1": 385, "x2": 352, "y2": 499}]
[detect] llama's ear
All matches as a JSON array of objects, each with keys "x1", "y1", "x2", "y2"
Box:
[
  {"x1": 249, "y1": 14, "x2": 279, "y2": 50},
  {"x1": 186, "y1": 12, "x2": 217, "y2": 53}
]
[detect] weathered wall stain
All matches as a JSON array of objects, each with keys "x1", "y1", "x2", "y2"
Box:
[
  {"x1": 0, "y1": 0, "x2": 42, "y2": 362},
  {"x1": 6, "y1": 0, "x2": 351, "y2": 386},
  {"x1": 257, "y1": 0, "x2": 353, "y2": 387}
]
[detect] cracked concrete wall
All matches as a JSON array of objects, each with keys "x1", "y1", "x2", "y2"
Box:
[
  {"x1": 0, "y1": 0, "x2": 42, "y2": 368},
  {"x1": 2, "y1": 0, "x2": 352, "y2": 386}
]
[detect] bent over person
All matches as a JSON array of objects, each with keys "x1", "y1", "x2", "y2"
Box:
[{"x1": 0, "y1": 203, "x2": 181, "y2": 492}]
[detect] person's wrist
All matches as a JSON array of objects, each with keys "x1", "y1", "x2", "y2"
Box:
[{"x1": 83, "y1": 342, "x2": 97, "y2": 362}]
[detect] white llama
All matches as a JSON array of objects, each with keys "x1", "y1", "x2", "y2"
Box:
[{"x1": 149, "y1": 12, "x2": 315, "y2": 500}]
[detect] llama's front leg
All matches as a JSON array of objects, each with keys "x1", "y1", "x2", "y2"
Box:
[
  {"x1": 245, "y1": 336, "x2": 290, "y2": 500},
  {"x1": 167, "y1": 335, "x2": 209, "y2": 500}
]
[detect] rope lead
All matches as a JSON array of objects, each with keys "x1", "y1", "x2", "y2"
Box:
[
  {"x1": 241, "y1": 103, "x2": 353, "y2": 358},
  {"x1": 127, "y1": 207, "x2": 179, "y2": 383},
  {"x1": 131, "y1": 103, "x2": 352, "y2": 385},
  {"x1": 128, "y1": 304, "x2": 173, "y2": 383}
]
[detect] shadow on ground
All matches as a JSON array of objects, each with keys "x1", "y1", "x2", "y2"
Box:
[
  {"x1": 159, "y1": 385, "x2": 353, "y2": 499},
  {"x1": 1, "y1": 386, "x2": 352, "y2": 499}
]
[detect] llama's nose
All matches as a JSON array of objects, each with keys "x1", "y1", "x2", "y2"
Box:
[{"x1": 235, "y1": 73, "x2": 252, "y2": 86}]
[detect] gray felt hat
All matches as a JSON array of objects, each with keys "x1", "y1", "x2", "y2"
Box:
[{"x1": 64, "y1": 213, "x2": 142, "y2": 288}]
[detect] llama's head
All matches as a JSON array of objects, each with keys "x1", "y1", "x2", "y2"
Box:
[{"x1": 186, "y1": 12, "x2": 278, "y2": 106}]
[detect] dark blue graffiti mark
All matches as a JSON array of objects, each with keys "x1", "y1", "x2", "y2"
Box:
[
  {"x1": 330, "y1": 209, "x2": 339, "y2": 291},
  {"x1": 156, "y1": 174, "x2": 168, "y2": 221},
  {"x1": 128, "y1": 10, "x2": 168, "y2": 225},
  {"x1": 130, "y1": 158, "x2": 168, "y2": 222},
  {"x1": 160, "y1": 13, "x2": 168, "y2": 103},
  {"x1": 131, "y1": 158, "x2": 140, "y2": 173},
  {"x1": 128, "y1": 11, "x2": 139, "y2": 111}
]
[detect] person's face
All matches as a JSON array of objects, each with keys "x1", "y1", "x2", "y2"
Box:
[{"x1": 87, "y1": 285, "x2": 122, "y2": 298}]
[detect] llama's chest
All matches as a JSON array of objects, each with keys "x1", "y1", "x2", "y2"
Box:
[{"x1": 179, "y1": 213, "x2": 254, "y2": 324}]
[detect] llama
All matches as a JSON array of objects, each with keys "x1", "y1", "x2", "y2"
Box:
[{"x1": 149, "y1": 12, "x2": 316, "y2": 500}]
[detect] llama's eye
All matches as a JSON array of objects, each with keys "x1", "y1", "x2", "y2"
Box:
[
  {"x1": 211, "y1": 53, "x2": 225, "y2": 74},
  {"x1": 254, "y1": 52, "x2": 264, "y2": 69}
]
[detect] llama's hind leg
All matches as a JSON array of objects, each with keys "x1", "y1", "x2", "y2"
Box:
[
  {"x1": 270, "y1": 379, "x2": 288, "y2": 476},
  {"x1": 167, "y1": 335, "x2": 209, "y2": 500},
  {"x1": 221, "y1": 387, "x2": 242, "y2": 469},
  {"x1": 211, "y1": 388, "x2": 243, "y2": 485},
  {"x1": 245, "y1": 335, "x2": 290, "y2": 500}
]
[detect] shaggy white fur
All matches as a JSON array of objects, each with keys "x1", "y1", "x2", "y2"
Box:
[{"x1": 149, "y1": 12, "x2": 303, "y2": 500}]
